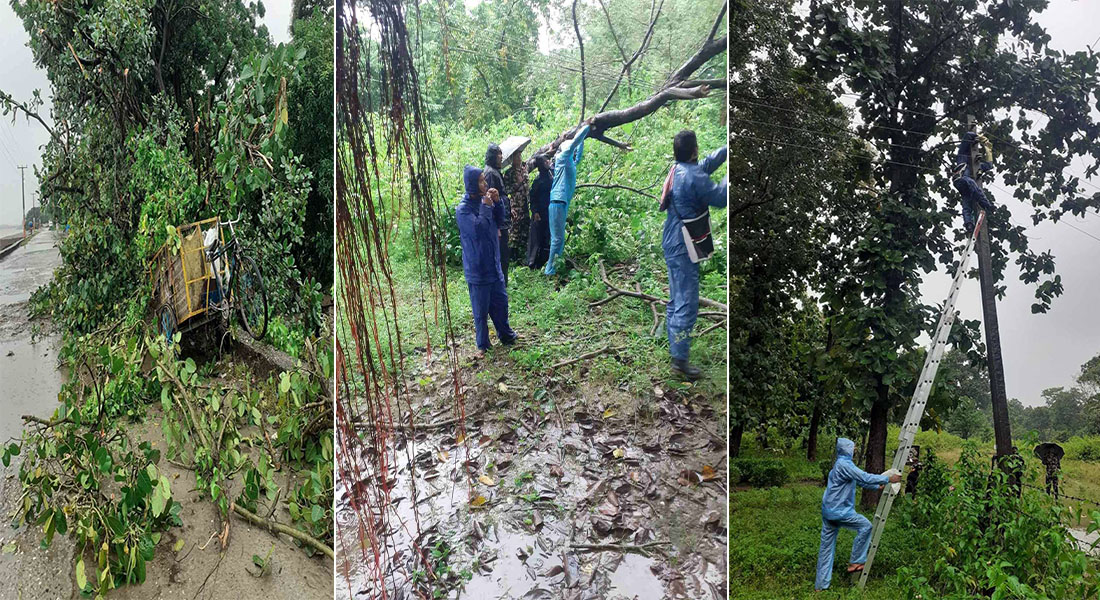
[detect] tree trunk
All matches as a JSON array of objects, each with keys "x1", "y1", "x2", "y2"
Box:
[
  {"x1": 862, "y1": 387, "x2": 889, "y2": 510},
  {"x1": 807, "y1": 400, "x2": 822, "y2": 462},
  {"x1": 731, "y1": 423, "x2": 744, "y2": 458}
]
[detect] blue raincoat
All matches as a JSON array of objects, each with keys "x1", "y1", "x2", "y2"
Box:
[
  {"x1": 815, "y1": 438, "x2": 891, "y2": 590},
  {"x1": 662, "y1": 146, "x2": 728, "y2": 361},
  {"x1": 456, "y1": 166, "x2": 516, "y2": 350},
  {"x1": 952, "y1": 132, "x2": 994, "y2": 230},
  {"x1": 544, "y1": 124, "x2": 591, "y2": 274}
]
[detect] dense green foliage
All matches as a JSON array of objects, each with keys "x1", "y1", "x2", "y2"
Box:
[
  {"x1": 2, "y1": 2, "x2": 335, "y2": 595},
  {"x1": 9, "y1": 0, "x2": 332, "y2": 335}
]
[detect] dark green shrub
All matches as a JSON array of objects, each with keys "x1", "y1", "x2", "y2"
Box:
[{"x1": 731, "y1": 458, "x2": 790, "y2": 488}]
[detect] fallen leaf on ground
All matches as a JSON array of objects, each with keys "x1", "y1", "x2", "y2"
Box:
[
  {"x1": 612, "y1": 448, "x2": 624, "y2": 459},
  {"x1": 470, "y1": 495, "x2": 489, "y2": 508},
  {"x1": 700, "y1": 465, "x2": 718, "y2": 481},
  {"x1": 478, "y1": 474, "x2": 497, "y2": 486},
  {"x1": 602, "y1": 407, "x2": 616, "y2": 418}
]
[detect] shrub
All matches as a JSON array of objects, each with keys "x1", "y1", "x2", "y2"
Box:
[
  {"x1": 730, "y1": 457, "x2": 748, "y2": 482},
  {"x1": 731, "y1": 458, "x2": 790, "y2": 488},
  {"x1": 819, "y1": 459, "x2": 833, "y2": 484},
  {"x1": 1063, "y1": 436, "x2": 1100, "y2": 461},
  {"x1": 898, "y1": 441, "x2": 1100, "y2": 599}
]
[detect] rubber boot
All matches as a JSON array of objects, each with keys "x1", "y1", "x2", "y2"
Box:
[{"x1": 671, "y1": 358, "x2": 702, "y2": 381}]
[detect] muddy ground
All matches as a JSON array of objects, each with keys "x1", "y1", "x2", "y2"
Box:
[
  {"x1": 336, "y1": 342, "x2": 728, "y2": 599},
  {"x1": 0, "y1": 230, "x2": 332, "y2": 599}
]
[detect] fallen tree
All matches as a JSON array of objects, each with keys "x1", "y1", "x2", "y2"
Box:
[{"x1": 528, "y1": 1, "x2": 728, "y2": 164}]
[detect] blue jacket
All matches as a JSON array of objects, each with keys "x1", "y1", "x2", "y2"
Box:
[
  {"x1": 550, "y1": 124, "x2": 590, "y2": 207},
  {"x1": 953, "y1": 132, "x2": 992, "y2": 179},
  {"x1": 822, "y1": 438, "x2": 890, "y2": 521},
  {"x1": 661, "y1": 146, "x2": 729, "y2": 258},
  {"x1": 456, "y1": 166, "x2": 505, "y2": 285}
]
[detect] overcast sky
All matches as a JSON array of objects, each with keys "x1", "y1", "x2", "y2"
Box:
[
  {"x1": 919, "y1": 1, "x2": 1100, "y2": 407},
  {"x1": 0, "y1": 2, "x2": 294, "y2": 227}
]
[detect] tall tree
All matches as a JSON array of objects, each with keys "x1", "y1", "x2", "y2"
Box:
[
  {"x1": 797, "y1": 0, "x2": 1100, "y2": 507},
  {"x1": 729, "y1": 0, "x2": 871, "y2": 456}
]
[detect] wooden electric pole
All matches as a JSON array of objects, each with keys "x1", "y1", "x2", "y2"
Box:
[
  {"x1": 18, "y1": 165, "x2": 26, "y2": 238},
  {"x1": 967, "y1": 115, "x2": 1014, "y2": 462}
]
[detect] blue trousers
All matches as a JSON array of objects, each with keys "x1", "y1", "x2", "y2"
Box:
[
  {"x1": 665, "y1": 252, "x2": 699, "y2": 361},
  {"x1": 953, "y1": 175, "x2": 992, "y2": 229},
  {"x1": 467, "y1": 280, "x2": 515, "y2": 351},
  {"x1": 544, "y1": 202, "x2": 567, "y2": 275},
  {"x1": 815, "y1": 512, "x2": 873, "y2": 590}
]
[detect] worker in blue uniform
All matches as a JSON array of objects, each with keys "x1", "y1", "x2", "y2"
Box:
[
  {"x1": 662, "y1": 130, "x2": 727, "y2": 380},
  {"x1": 455, "y1": 165, "x2": 516, "y2": 357},
  {"x1": 544, "y1": 122, "x2": 591, "y2": 275},
  {"x1": 952, "y1": 131, "x2": 994, "y2": 231},
  {"x1": 815, "y1": 438, "x2": 902, "y2": 591}
]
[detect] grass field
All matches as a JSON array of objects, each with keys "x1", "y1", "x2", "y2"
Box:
[{"x1": 731, "y1": 430, "x2": 1100, "y2": 599}]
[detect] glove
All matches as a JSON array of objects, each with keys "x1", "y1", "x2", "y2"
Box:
[{"x1": 884, "y1": 469, "x2": 903, "y2": 495}]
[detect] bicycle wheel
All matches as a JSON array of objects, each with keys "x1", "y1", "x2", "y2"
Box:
[
  {"x1": 231, "y1": 254, "x2": 268, "y2": 340},
  {"x1": 158, "y1": 304, "x2": 176, "y2": 346}
]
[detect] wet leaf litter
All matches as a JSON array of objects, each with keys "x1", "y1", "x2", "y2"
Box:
[{"x1": 336, "y1": 344, "x2": 728, "y2": 599}]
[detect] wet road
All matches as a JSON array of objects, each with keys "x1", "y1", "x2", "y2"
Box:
[
  {"x1": 0, "y1": 230, "x2": 65, "y2": 440},
  {"x1": 0, "y1": 229, "x2": 74, "y2": 600}
]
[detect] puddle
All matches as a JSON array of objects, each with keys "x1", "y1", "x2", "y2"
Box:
[
  {"x1": 336, "y1": 350, "x2": 728, "y2": 599},
  {"x1": 607, "y1": 554, "x2": 661, "y2": 599}
]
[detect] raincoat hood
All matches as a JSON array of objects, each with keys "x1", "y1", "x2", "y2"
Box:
[
  {"x1": 836, "y1": 438, "x2": 855, "y2": 460},
  {"x1": 485, "y1": 143, "x2": 503, "y2": 169},
  {"x1": 463, "y1": 165, "x2": 484, "y2": 203}
]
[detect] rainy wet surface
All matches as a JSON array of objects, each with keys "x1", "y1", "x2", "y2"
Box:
[
  {"x1": 0, "y1": 229, "x2": 76, "y2": 600},
  {"x1": 337, "y1": 347, "x2": 728, "y2": 599}
]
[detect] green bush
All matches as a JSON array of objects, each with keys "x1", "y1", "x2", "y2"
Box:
[
  {"x1": 1063, "y1": 436, "x2": 1100, "y2": 461},
  {"x1": 819, "y1": 459, "x2": 833, "y2": 484},
  {"x1": 732, "y1": 458, "x2": 790, "y2": 488},
  {"x1": 730, "y1": 457, "x2": 748, "y2": 482}
]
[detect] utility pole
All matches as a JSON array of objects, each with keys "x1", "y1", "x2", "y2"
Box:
[
  {"x1": 17, "y1": 165, "x2": 26, "y2": 238},
  {"x1": 967, "y1": 115, "x2": 1015, "y2": 469}
]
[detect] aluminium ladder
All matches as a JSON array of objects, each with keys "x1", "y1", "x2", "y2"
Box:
[{"x1": 857, "y1": 210, "x2": 986, "y2": 588}]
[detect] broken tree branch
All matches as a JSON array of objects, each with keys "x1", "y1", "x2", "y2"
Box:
[
  {"x1": 551, "y1": 345, "x2": 624, "y2": 371},
  {"x1": 571, "y1": 541, "x2": 671, "y2": 556},
  {"x1": 572, "y1": 0, "x2": 587, "y2": 124},
  {"x1": 232, "y1": 503, "x2": 334, "y2": 560},
  {"x1": 592, "y1": 260, "x2": 728, "y2": 312},
  {"x1": 598, "y1": 0, "x2": 664, "y2": 113},
  {"x1": 529, "y1": 3, "x2": 726, "y2": 163},
  {"x1": 597, "y1": 0, "x2": 631, "y2": 67},
  {"x1": 575, "y1": 183, "x2": 656, "y2": 199}
]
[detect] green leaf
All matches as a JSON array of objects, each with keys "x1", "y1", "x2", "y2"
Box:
[
  {"x1": 310, "y1": 504, "x2": 323, "y2": 523},
  {"x1": 76, "y1": 557, "x2": 87, "y2": 589},
  {"x1": 151, "y1": 475, "x2": 171, "y2": 517},
  {"x1": 174, "y1": 539, "x2": 186, "y2": 553}
]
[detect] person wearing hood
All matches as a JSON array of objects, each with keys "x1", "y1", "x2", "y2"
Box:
[
  {"x1": 544, "y1": 121, "x2": 592, "y2": 275},
  {"x1": 662, "y1": 130, "x2": 728, "y2": 380},
  {"x1": 815, "y1": 438, "x2": 902, "y2": 591},
  {"x1": 951, "y1": 131, "x2": 995, "y2": 231},
  {"x1": 526, "y1": 154, "x2": 553, "y2": 269},
  {"x1": 455, "y1": 165, "x2": 517, "y2": 357},
  {"x1": 484, "y1": 143, "x2": 511, "y2": 286}
]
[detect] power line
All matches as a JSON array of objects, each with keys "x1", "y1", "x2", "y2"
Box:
[{"x1": 735, "y1": 132, "x2": 939, "y2": 172}]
